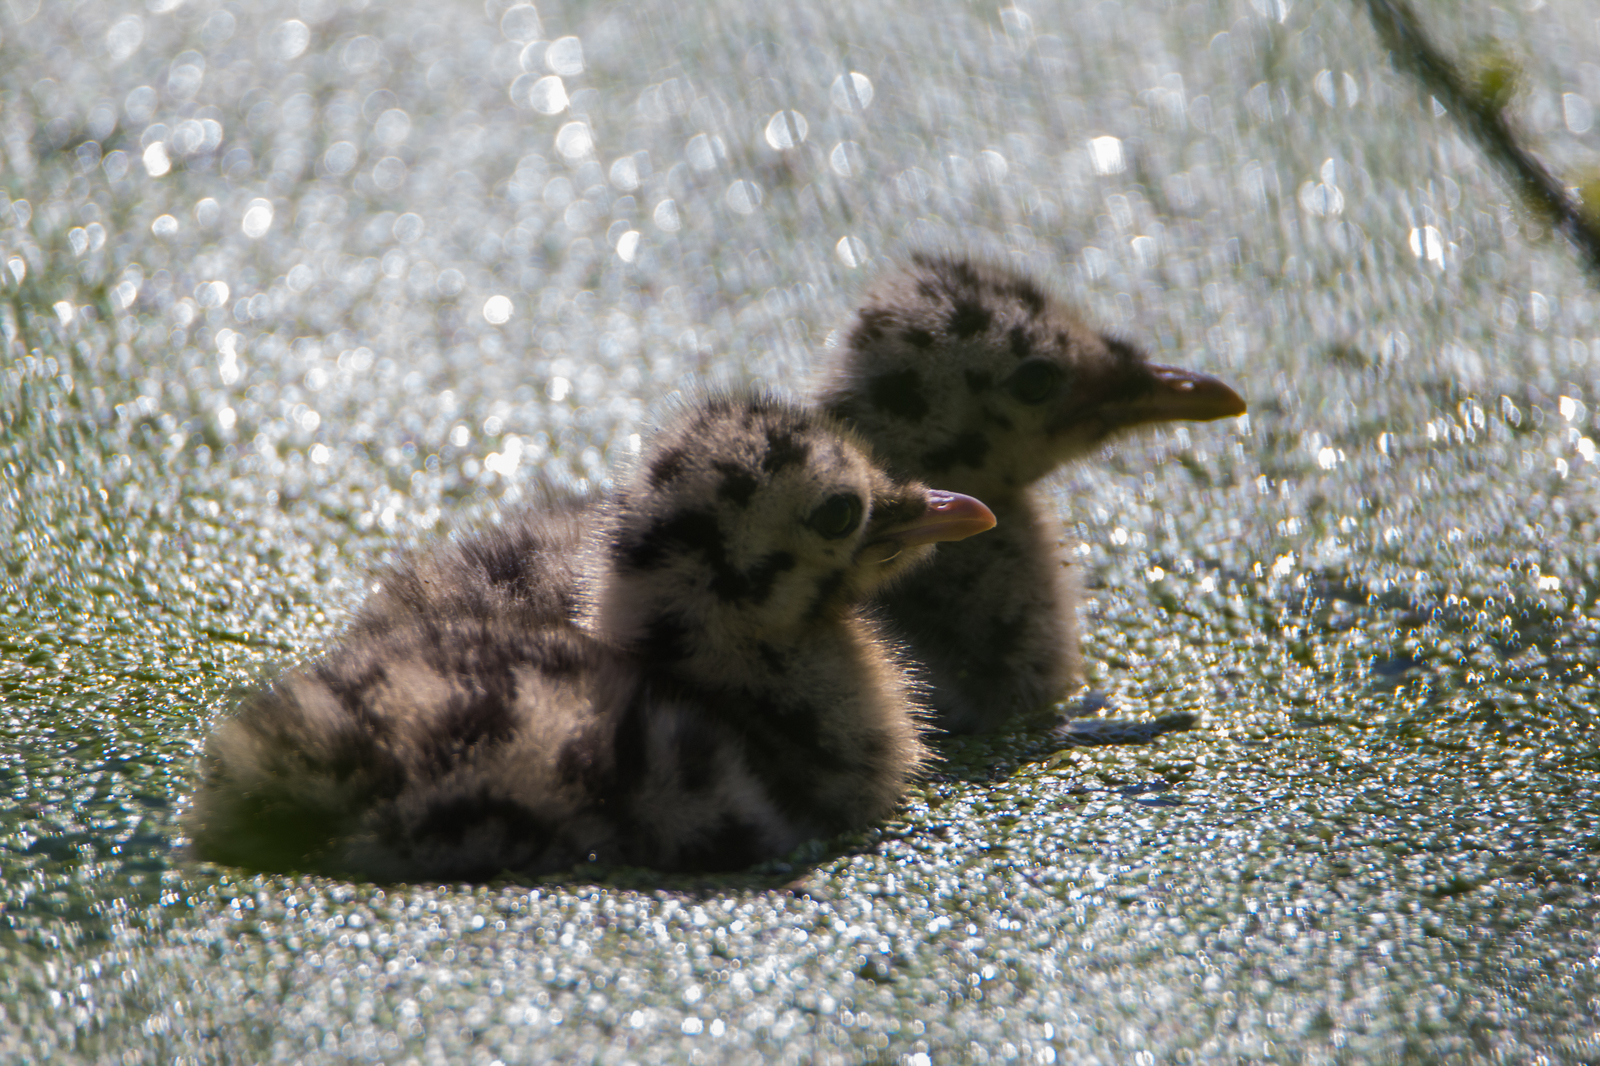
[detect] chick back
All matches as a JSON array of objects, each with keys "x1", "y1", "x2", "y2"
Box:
[
  {"x1": 189, "y1": 618, "x2": 624, "y2": 881},
  {"x1": 189, "y1": 586, "x2": 913, "y2": 882},
  {"x1": 350, "y1": 503, "x2": 593, "y2": 637}
]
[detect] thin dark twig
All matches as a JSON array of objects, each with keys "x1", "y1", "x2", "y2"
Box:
[{"x1": 1359, "y1": 0, "x2": 1600, "y2": 277}]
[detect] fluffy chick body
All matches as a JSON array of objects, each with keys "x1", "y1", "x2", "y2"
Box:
[
  {"x1": 189, "y1": 396, "x2": 994, "y2": 882},
  {"x1": 819, "y1": 254, "x2": 1245, "y2": 732}
]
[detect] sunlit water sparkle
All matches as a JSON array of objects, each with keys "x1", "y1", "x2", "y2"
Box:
[{"x1": 2, "y1": 0, "x2": 1598, "y2": 1062}]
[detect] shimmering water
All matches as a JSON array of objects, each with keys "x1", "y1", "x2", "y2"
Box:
[{"x1": 3, "y1": 0, "x2": 1598, "y2": 1062}]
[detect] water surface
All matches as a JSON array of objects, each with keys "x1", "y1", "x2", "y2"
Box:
[{"x1": 2, "y1": 0, "x2": 1598, "y2": 1062}]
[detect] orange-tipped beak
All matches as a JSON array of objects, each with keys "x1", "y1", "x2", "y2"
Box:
[
  {"x1": 1127, "y1": 364, "x2": 1248, "y2": 425},
  {"x1": 882, "y1": 490, "x2": 997, "y2": 547}
]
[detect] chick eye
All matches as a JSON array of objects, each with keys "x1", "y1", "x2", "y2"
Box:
[
  {"x1": 1006, "y1": 360, "x2": 1064, "y2": 404},
  {"x1": 809, "y1": 493, "x2": 864, "y2": 539}
]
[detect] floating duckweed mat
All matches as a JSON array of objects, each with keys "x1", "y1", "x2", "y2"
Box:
[{"x1": 2, "y1": 0, "x2": 1597, "y2": 1062}]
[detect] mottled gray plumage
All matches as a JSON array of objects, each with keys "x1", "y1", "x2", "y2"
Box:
[
  {"x1": 188, "y1": 395, "x2": 996, "y2": 882},
  {"x1": 818, "y1": 253, "x2": 1246, "y2": 733}
]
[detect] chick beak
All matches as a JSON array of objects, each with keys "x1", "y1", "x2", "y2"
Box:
[
  {"x1": 1122, "y1": 364, "x2": 1248, "y2": 426},
  {"x1": 877, "y1": 490, "x2": 997, "y2": 549}
]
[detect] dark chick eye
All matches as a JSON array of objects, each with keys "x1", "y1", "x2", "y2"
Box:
[
  {"x1": 808, "y1": 493, "x2": 864, "y2": 539},
  {"x1": 1006, "y1": 360, "x2": 1064, "y2": 404}
]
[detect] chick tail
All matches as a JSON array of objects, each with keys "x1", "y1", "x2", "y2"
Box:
[{"x1": 186, "y1": 678, "x2": 398, "y2": 873}]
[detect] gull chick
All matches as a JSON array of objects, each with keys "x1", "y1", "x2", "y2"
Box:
[
  {"x1": 188, "y1": 395, "x2": 995, "y2": 881},
  {"x1": 818, "y1": 253, "x2": 1246, "y2": 733}
]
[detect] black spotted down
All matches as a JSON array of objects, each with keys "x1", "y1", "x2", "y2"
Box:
[
  {"x1": 803, "y1": 567, "x2": 850, "y2": 623},
  {"x1": 817, "y1": 252, "x2": 1242, "y2": 741},
  {"x1": 190, "y1": 392, "x2": 935, "y2": 882},
  {"x1": 649, "y1": 448, "x2": 688, "y2": 486},
  {"x1": 1007, "y1": 276, "x2": 1048, "y2": 315},
  {"x1": 626, "y1": 508, "x2": 799, "y2": 607},
  {"x1": 948, "y1": 298, "x2": 992, "y2": 338},
  {"x1": 638, "y1": 613, "x2": 692, "y2": 662},
  {"x1": 714, "y1": 462, "x2": 760, "y2": 507},
  {"x1": 708, "y1": 550, "x2": 796, "y2": 604},
  {"x1": 867, "y1": 368, "x2": 930, "y2": 422},
  {"x1": 866, "y1": 484, "x2": 931, "y2": 531},
  {"x1": 920, "y1": 431, "x2": 991, "y2": 473},
  {"x1": 620, "y1": 510, "x2": 723, "y2": 571},
  {"x1": 712, "y1": 692, "x2": 860, "y2": 827},
  {"x1": 677, "y1": 816, "x2": 767, "y2": 871},
  {"x1": 424, "y1": 678, "x2": 519, "y2": 772},
  {"x1": 1102, "y1": 336, "x2": 1146, "y2": 369},
  {"x1": 849, "y1": 307, "x2": 892, "y2": 349},
  {"x1": 762, "y1": 429, "x2": 810, "y2": 474},
  {"x1": 603, "y1": 680, "x2": 654, "y2": 809},
  {"x1": 406, "y1": 792, "x2": 551, "y2": 881},
  {"x1": 1008, "y1": 324, "x2": 1032, "y2": 359},
  {"x1": 314, "y1": 659, "x2": 393, "y2": 736},
  {"x1": 756, "y1": 641, "x2": 786, "y2": 675},
  {"x1": 672, "y1": 715, "x2": 721, "y2": 794}
]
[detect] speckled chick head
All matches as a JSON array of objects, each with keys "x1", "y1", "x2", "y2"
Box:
[
  {"x1": 599, "y1": 394, "x2": 994, "y2": 657},
  {"x1": 820, "y1": 253, "x2": 1246, "y2": 496}
]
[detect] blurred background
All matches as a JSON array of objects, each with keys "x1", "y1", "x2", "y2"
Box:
[{"x1": 2, "y1": 0, "x2": 1598, "y2": 1062}]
